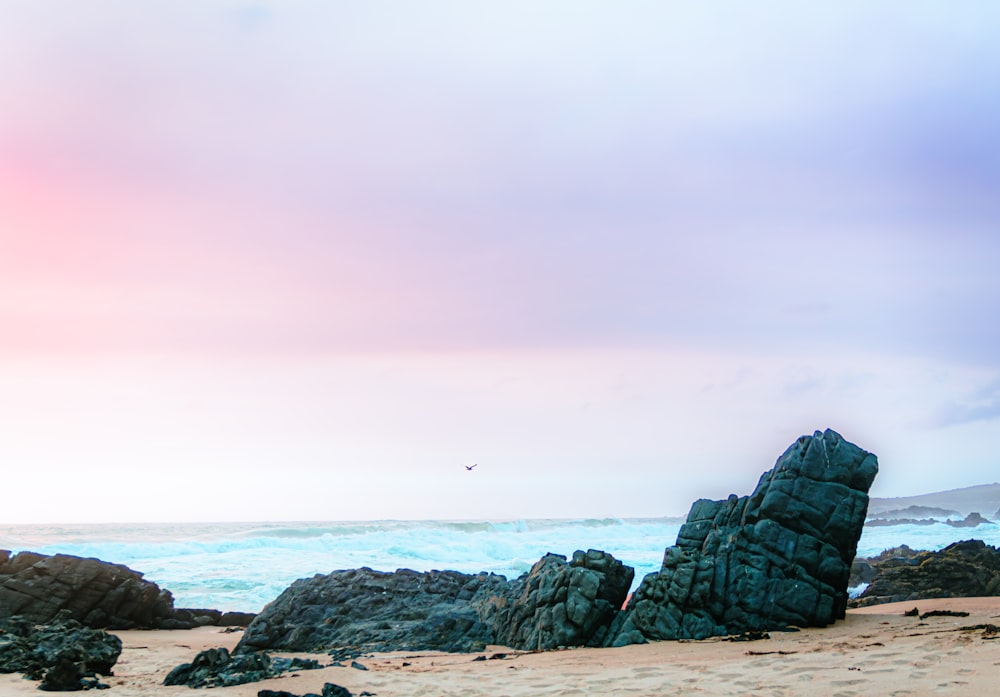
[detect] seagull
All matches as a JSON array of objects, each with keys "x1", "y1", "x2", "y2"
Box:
[{"x1": 465, "y1": 464, "x2": 478, "y2": 471}]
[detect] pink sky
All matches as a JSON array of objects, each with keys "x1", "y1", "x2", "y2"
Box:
[{"x1": 2, "y1": 2, "x2": 999, "y2": 523}]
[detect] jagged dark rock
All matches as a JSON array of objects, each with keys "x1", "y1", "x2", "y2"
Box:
[
  {"x1": 867, "y1": 505, "x2": 960, "y2": 521},
  {"x1": 851, "y1": 540, "x2": 1000, "y2": 606},
  {"x1": 865, "y1": 517, "x2": 938, "y2": 527},
  {"x1": 0, "y1": 551, "x2": 255, "y2": 630},
  {"x1": 237, "y1": 549, "x2": 633, "y2": 654},
  {"x1": 0, "y1": 610, "x2": 121, "y2": 691},
  {"x1": 237, "y1": 567, "x2": 506, "y2": 654},
  {"x1": 257, "y1": 685, "x2": 354, "y2": 697},
  {"x1": 483, "y1": 550, "x2": 634, "y2": 650},
  {"x1": 948, "y1": 512, "x2": 993, "y2": 528},
  {"x1": 605, "y1": 429, "x2": 878, "y2": 645},
  {"x1": 163, "y1": 646, "x2": 322, "y2": 688},
  {"x1": 865, "y1": 511, "x2": 994, "y2": 528},
  {"x1": 0, "y1": 551, "x2": 174, "y2": 629}
]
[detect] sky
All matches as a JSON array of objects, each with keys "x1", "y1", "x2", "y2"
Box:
[{"x1": 1, "y1": 2, "x2": 999, "y2": 523}]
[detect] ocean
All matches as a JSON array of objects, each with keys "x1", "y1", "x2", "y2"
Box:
[{"x1": 2, "y1": 517, "x2": 998, "y2": 613}]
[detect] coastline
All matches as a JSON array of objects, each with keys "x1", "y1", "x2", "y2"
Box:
[{"x1": 3, "y1": 598, "x2": 996, "y2": 697}]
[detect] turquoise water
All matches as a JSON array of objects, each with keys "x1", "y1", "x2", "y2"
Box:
[{"x1": 2, "y1": 518, "x2": 995, "y2": 612}]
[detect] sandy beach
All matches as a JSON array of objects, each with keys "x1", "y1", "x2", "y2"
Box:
[{"x1": 3, "y1": 597, "x2": 997, "y2": 697}]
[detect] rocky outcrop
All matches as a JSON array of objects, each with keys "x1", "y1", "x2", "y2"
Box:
[
  {"x1": 237, "y1": 549, "x2": 632, "y2": 654},
  {"x1": 238, "y1": 567, "x2": 506, "y2": 654},
  {"x1": 867, "y1": 505, "x2": 960, "y2": 521},
  {"x1": 948, "y1": 512, "x2": 993, "y2": 528},
  {"x1": 0, "y1": 610, "x2": 121, "y2": 691},
  {"x1": 0, "y1": 550, "x2": 173, "y2": 629},
  {"x1": 258, "y1": 685, "x2": 355, "y2": 697},
  {"x1": 0, "y1": 550, "x2": 254, "y2": 630},
  {"x1": 163, "y1": 647, "x2": 323, "y2": 688},
  {"x1": 485, "y1": 550, "x2": 634, "y2": 650},
  {"x1": 849, "y1": 545, "x2": 920, "y2": 588},
  {"x1": 605, "y1": 428, "x2": 877, "y2": 645},
  {"x1": 865, "y1": 511, "x2": 994, "y2": 528},
  {"x1": 852, "y1": 540, "x2": 1000, "y2": 606},
  {"x1": 237, "y1": 429, "x2": 874, "y2": 653}
]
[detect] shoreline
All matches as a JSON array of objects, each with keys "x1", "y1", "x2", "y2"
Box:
[{"x1": 3, "y1": 598, "x2": 997, "y2": 696}]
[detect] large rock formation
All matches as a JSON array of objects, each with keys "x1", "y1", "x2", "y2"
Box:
[
  {"x1": 852, "y1": 539, "x2": 1000, "y2": 606},
  {"x1": 237, "y1": 549, "x2": 633, "y2": 654},
  {"x1": 0, "y1": 550, "x2": 254, "y2": 630},
  {"x1": 238, "y1": 429, "x2": 875, "y2": 654},
  {"x1": 606, "y1": 428, "x2": 877, "y2": 645}
]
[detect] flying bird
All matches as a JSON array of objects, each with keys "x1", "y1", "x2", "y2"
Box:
[{"x1": 465, "y1": 464, "x2": 478, "y2": 471}]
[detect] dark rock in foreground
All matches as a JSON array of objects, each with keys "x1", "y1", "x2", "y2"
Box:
[
  {"x1": 605, "y1": 428, "x2": 878, "y2": 644},
  {"x1": 0, "y1": 550, "x2": 255, "y2": 630},
  {"x1": 851, "y1": 539, "x2": 1000, "y2": 606},
  {"x1": 237, "y1": 549, "x2": 633, "y2": 654},
  {"x1": 163, "y1": 646, "x2": 323, "y2": 688},
  {"x1": 258, "y1": 685, "x2": 355, "y2": 697},
  {"x1": 0, "y1": 610, "x2": 121, "y2": 691}
]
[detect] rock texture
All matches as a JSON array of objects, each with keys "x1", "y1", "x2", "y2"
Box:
[
  {"x1": 0, "y1": 550, "x2": 254, "y2": 630},
  {"x1": 237, "y1": 549, "x2": 633, "y2": 654},
  {"x1": 606, "y1": 428, "x2": 878, "y2": 645},
  {"x1": 485, "y1": 550, "x2": 634, "y2": 651},
  {"x1": 163, "y1": 647, "x2": 323, "y2": 688},
  {"x1": 257, "y1": 685, "x2": 355, "y2": 697},
  {"x1": 0, "y1": 610, "x2": 121, "y2": 691},
  {"x1": 852, "y1": 539, "x2": 1000, "y2": 606}
]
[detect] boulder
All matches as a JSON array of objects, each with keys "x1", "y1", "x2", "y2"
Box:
[
  {"x1": 236, "y1": 549, "x2": 632, "y2": 654},
  {"x1": 851, "y1": 539, "x2": 1000, "y2": 606},
  {"x1": 0, "y1": 551, "x2": 255, "y2": 630},
  {"x1": 0, "y1": 610, "x2": 121, "y2": 691},
  {"x1": 0, "y1": 551, "x2": 173, "y2": 629},
  {"x1": 606, "y1": 428, "x2": 877, "y2": 645},
  {"x1": 484, "y1": 550, "x2": 634, "y2": 650}
]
